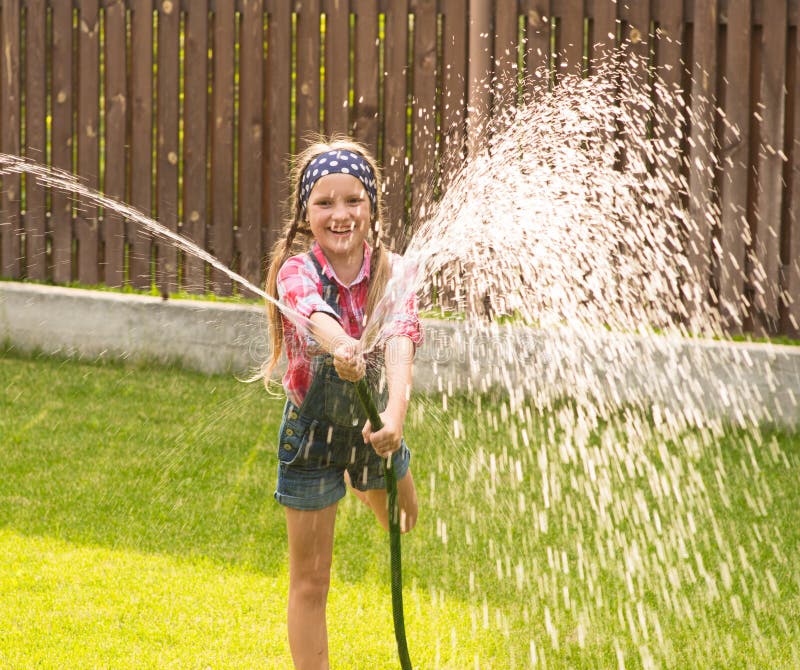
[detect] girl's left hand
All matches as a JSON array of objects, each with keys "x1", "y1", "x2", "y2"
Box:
[{"x1": 363, "y1": 411, "x2": 402, "y2": 458}]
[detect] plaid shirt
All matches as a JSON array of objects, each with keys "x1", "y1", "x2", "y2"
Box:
[{"x1": 277, "y1": 241, "x2": 423, "y2": 406}]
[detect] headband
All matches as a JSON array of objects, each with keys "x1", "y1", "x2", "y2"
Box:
[{"x1": 299, "y1": 149, "x2": 378, "y2": 215}]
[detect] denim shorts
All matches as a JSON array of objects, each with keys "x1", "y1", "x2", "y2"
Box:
[{"x1": 274, "y1": 401, "x2": 411, "y2": 511}]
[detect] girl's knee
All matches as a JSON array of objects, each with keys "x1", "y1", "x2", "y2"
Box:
[
  {"x1": 386, "y1": 497, "x2": 418, "y2": 534},
  {"x1": 291, "y1": 569, "x2": 331, "y2": 603},
  {"x1": 399, "y1": 506, "x2": 417, "y2": 534},
  {"x1": 364, "y1": 472, "x2": 419, "y2": 533},
  {"x1": 370, "y1": 500, "x2": 417, "y2": 534},
  {"x1": 397, "y1": 470, "x2": 418, "y2": 533}
]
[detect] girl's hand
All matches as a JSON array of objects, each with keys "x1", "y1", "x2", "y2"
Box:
[
  {"x1": 363, "y1": 411, "x2": 403, "y2": 458},
  {"x1": 333, "y1": 339, "x2": 365, "y2": 382}
]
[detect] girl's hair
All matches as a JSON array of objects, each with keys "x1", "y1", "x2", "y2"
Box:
[{"x1": 262, "y1": 134, "x2": 392, "y2": 385}]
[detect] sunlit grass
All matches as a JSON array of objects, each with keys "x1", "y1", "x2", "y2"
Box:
[
  {"x1": 2, "y1": 350, "x2": 799, "y2": 668},
  {"x1": 0, "y1": 528, "x2": 508, "y2": 669},
  {"x1": 0, "y1": 352, "x2": 512, "y2": 668}
]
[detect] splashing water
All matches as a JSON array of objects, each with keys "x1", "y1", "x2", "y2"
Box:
[
  {"x1": 407, "y1": 56, "x2": 703, "y2": 328},
  {"x1": 387, "y1": 53, "x2": 797, "y2": 667}
]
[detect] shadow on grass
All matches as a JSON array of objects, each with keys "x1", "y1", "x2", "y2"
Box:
[
  {"x1": 0, "y1": 350, "x2": 455, "y2": 594},
  {"x1": 1, "y1": 350, "x2": 291, "y2": 574}
]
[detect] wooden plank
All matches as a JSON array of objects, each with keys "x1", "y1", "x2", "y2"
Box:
[
  {"x1": 717, "y1": 0, "x2": 751, "y2": 331},
  {"x1": 130, "y1": 0, "x2": 155, "y2": 289},
  {"x1": 686, "y1": 0, "x2": 719, "y2": 316},
  {"x1": 590, "y1": 0, "x2": 617, "y2": 68},
  {"x1": 620, "y1": 0, "x2": 651, "y2": 173},
  {"x1": 238, "y1": 0, "x2": 265, "y2": 290},
  {"x1": 76, "y1": 0, "x2": 100, "y2": 285},
  {"x1": 1, "y1": 0, "x2": 21, "y2": 278},
  {"x1": 295, "y1": 0, "x2": 321, "y2": 148},
  {"x1": 467, "y1": 0, "x2": 492, "y2": 156},
  {"x1": 651, "y1": 0, "x2": 687, "y2": 320},
  {"x1": 494, "y1": 0, "x2": 519, "y2": 124},
  {"x1": 383, "y1": 0, "x2": 409, "y2": 245},
  {"x1": 211, "y1": 0, "x2": 235, "y2": 293},
  {"x1": 751, "y1": 0, "x2": 788, "y2": 26},
  {"x1": 352, "y1": 0, "x2": 379, "y2": 154},
  {"x1": 752, "y1": 0, "x2": 787, "y2": 332},
  {"x1": 25, "y1": 0, "x2": 47, "y2": 280},
  {"x1": 410, "y1": 0, "x2": 437, "y2": 241},
  {"x1": 623, "y1": 0, "x2": 651, "y2": 91},
  {"x1": 654, "y1": 0, "x2": 683, "y2": 88},
  {"x1": 183, "y1": 0, "x2": 209, "y2": 293},
  {"x1": 524, "y1": 0, "x2": 552, "y2": 91},
  {"x1": 50, "y1": 0, "x2": 73, "y2": 284},
  {"x1": 103, "y1": 0, "x2": 127, "y2": 288},
  {"x1": 785, "y1": 24, "x2": 800, "y2": 335},
  {"x1": 746, "y1": 24, "x2": 761, "y2": 332},
  {"x1": 653, "y1": 0, "x2": 685, "y2": 172},
  {"x1": 555, "y1": 0, "x2": 585, "y2": 77},
  {"x1": 439, "y1": 0, "x2": 467, "y2": 188},
  {"x1": 266, "y1": 0, "x2": 291, "y2": 251},
  {"x1": 323, "y1": 0, "x2": 349, "y2": 136},
  {"x1": 156, "y1": 0, "x2": 180, "y2": 295},
  {"x1": 622, "y1": 0, "x2": 650, "y2": 50}
]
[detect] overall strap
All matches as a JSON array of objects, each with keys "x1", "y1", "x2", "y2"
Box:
[
  {"x1": 304, "y1": 251, "x2": 388, "y2": 417},
  {"x1": 306, "y1": 251, "x2": 340, "y2": 315}
]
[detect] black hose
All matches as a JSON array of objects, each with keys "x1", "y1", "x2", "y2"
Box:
[{"x1": 354, "y1": 378, "x2": 413, "y2": 670}]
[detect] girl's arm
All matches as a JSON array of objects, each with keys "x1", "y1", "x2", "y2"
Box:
[
  {"x1": 277, "y1": 257, "x2": 363, "y2": 379},
  {"x1": 383, "y1": 335, "x2": 414, "y2": 426},
  {"x1": 363, "y1": 335, "x2": 415, "y2": 456}
]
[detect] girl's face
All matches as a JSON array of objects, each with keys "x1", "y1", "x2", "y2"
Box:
[{"x1": 306, "y1": 172, "x2": 371, "y2": 262}]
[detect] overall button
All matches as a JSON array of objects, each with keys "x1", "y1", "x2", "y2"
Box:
[
  {"x1": 285, "y1": 428, "x2": 294, "y2": 436},
  {"x1": 282, "y1": 443, "x2": 293, "y2": 451},
  {"x1": 288, "y1": 410, "x2": 298, "y2": 420}
]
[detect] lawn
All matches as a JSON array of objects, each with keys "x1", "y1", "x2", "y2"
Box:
[{"x1": 1, "y1": 349, "x2": 799, "y2": 668}]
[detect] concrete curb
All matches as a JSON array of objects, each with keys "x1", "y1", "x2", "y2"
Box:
[
  {"x1": 2, "y1": 281, "x2": 799, "y2": 426},
  {"x1": 0, "y1": 282, "x2": 269, "y2": 376}
]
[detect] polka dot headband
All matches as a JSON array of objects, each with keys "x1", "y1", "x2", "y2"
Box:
[{"x1": 299, "y1": 149, "x2": 378, "y2": 215}]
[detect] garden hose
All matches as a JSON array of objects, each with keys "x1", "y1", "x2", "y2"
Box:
[{"x1": 354, "y1": 378, "x2": 413, "y2": 670}]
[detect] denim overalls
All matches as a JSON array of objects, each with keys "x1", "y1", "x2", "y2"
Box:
[{"x1": 273, "y1": 252, "x2": 410, "y2": 511}]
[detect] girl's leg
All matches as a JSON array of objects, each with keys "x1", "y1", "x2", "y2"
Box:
[
  {"x1": 344, "y1": 469, "x2": 371, "y2": 506},
  {"x1": 285, "y1": 503, "x2": 338, "y2": 670},
  {"x1": 363, "y1": 467, "x2": 418, "y2": 534}
]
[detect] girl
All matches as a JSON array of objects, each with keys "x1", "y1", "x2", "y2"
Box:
[{"x1": 264, "y1": 136, "x2": 422, "y2": 670}]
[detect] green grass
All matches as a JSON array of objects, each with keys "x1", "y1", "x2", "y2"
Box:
[
  {"x1": 0, "y1": 351, "x2": 501, "y2": 668},
  {"x1": 1, "y1": 349, "x2": 799, "y2": 668}
]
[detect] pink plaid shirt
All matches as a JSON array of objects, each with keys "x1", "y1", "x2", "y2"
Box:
[{"x1": 277, "y1": 241, "x2": 423, "y2": 406}]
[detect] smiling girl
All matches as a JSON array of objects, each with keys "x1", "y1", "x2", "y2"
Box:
[{"x1": 263, "y1": 136, "x2": 422, "y2": 669}]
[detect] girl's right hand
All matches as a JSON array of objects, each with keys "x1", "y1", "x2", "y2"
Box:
[{"x1": 332, "y1": 339, "x2": 365, "y2": 381}]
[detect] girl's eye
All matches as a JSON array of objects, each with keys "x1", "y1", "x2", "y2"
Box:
[{"x1": 348, "y1": 197, "x2": 363, "y2": 205}]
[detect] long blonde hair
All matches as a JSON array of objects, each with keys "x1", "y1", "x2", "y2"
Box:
[{"x1": 263, "y1": 135, "x2": 392, "y2": 383}]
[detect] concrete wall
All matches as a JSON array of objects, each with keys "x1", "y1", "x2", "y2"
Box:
[
  {"x1": 0, "y1": 282, "x2": 269, "y2": 377},
  {"x1": 3, "y1": 281, "x2": 799, "y2": 426}
]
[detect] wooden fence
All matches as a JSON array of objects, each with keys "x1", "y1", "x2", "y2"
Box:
[{"x1": 0, "y1": 0, "x2": 798, "y2": 336}]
